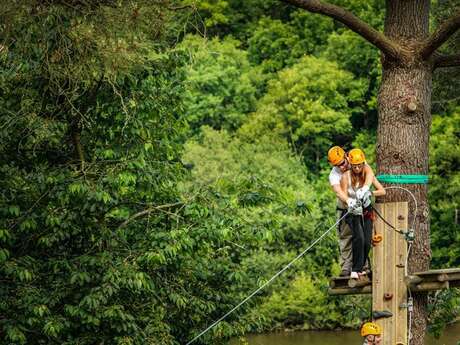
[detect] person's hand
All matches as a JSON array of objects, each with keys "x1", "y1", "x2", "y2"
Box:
[
  {"x1": 351, "y1": 205, "x2": 363, "y2": 215},
  {"x1": 347, "y1": 198, "x2": 362, "y2": 215},
  {"x1": 362, "y1": 190, "x2": 372, "y2": 207},
  {"x1": 347, "y1": 198, "x2": 358, "y2": 212},
  {"x1": 356, "y1": 185, "x2": 370, "y2": 200}
]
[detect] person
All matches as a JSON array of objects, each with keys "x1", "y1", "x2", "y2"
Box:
[
  {"x1": 340, "y1": 148, "x2": 385, "y2": 279},
  {"x1": 328, "y1": 146, "x2": 353, "y2": 276},
  {"x1": 328, "y1": 146, "x2": 373, "y2": 276},
  {"x1": 361, "y1": 322, "x2": 382, "y2": 345}
]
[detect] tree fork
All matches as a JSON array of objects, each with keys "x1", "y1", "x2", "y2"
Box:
[{"x1": 279, "y1": 0, "x2": 460, "y2": 343}]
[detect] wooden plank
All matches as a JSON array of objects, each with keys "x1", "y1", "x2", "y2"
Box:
[
  {"x1": 413, "y1": 268, "x2": 460, "y2": 275},
  {"x1": 328, "y1": 286, "x2": 372, "y2": 295},
  {"x1": 373, "y1": 203, "x2": 385, "y2": 338},
  {"x1": 411, "y1": 281, "x2": 450, "y2": 292},
  {"x1": 396, "y1": 202, "x2": 408, "y2": 345},
  {"x1": 373, "y1": 202, "x2": 408, "y2": 345},
  {"x1": 385, "y1": 202, "x2": 395, "y2": 345}
]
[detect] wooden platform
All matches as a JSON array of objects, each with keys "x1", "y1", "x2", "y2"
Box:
[
  {"x1": 405, "y1": 268, "x2": 460, "y2": 291},
  {"x1": 327, "y1": 202, "x2": 460, "y2": 345},
  {"x1": 329, "y1": 276, "x2": 371, "y2": 295}
]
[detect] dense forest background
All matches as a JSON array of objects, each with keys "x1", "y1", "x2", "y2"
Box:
[{"x1": 0, "y1": 0, "x2": 459, "y2": 344}]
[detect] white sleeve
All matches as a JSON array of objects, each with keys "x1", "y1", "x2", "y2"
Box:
[{"x1": 329, "y1": 169, "x2": 341, "y2": 186}]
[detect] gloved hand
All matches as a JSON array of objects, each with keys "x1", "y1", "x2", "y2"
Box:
[
  {"x1": 351, "y1": 205, "x2": 363, "y2": 215},
  {"x1": 347, "y1": 198, "x2": 363, "y2": 215},
  {"x1": 356, "y1": 185, "x2": 370, "y2": 200},
  {"x1": 347, "y1": 198, "x2": 358, "y2": 212},
  {"x1": 362, "y1": 190, "x2": 372, "y2": 208}
]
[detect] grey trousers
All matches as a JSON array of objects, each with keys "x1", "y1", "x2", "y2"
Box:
[{"x1": 336, "y1": 210, "x2": 353, "y2": 273}]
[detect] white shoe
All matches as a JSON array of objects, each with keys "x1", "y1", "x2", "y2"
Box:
[{"x1": 350, "y1": 272, "x2": 359, "y2": 279}]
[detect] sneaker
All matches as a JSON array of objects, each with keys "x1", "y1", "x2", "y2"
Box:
[
  {"x1": 340, "y1": 270, "x2": 351, "y2": 277},
  {"x1": 350, "y1": 271, "x2": 359, "y2": 279}
]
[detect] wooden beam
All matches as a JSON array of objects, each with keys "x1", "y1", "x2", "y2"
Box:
[
  {"x1": 328, "y1": 286, "x2": 372, "y2": 295},
  {"x1": 373, "y1": 202, "x2": 408, "y2": 345}
]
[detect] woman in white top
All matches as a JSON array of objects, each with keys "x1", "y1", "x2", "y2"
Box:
[{"x1": 340, "y1": 148, "x2": 385, "y2": 279}]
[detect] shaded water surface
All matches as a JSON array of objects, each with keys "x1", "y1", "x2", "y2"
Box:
[{"x1": 231, "y1": 322, "x2": 460, "y2": 345}]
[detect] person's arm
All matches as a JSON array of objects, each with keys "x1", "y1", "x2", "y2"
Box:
[
  {"x1": 372, "y1": 176, "x2": 386, "y2": 197},
  {"x1": 363, "y1": 165, "x2": 375, "y2": 188},
  {"x1": 339, "y1": 172, "x2": 352, "y2": 203},
  {"x1": 332, "y1": 183, "x2": 349, "y2": 204}
]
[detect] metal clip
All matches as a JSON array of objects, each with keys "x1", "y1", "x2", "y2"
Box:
[
  {"x1": 400, "y1": 297, "x2": 414, "y2": 310},
  {"x1": 403, "y1": 229, "x2": 415, "y2": 243}
]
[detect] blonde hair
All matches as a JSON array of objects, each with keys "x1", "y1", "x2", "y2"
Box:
[{"x1": 351, "y1": 166, "x2": 365, "y2": 189}]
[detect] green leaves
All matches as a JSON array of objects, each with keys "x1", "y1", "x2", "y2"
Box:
[
  {"x1": 240, "y1": 55, "x2": 365, "y2": 169},
  {"x1": 179, "y1": 35, "x2": 259, "y2": 133}
]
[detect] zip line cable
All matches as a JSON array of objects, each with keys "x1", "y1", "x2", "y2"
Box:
[
  {"x1": 188, "y1": 186, "x2": 419, "y2": 344},
  {"x1": 372, "y1": 207, "x2": 405, "y2": 234},
  {"x1": 185, "y1": 211, "x2": 350, "y2": 345},
  {"x1": 383, "y1": 186, "x2": 418, "y2": 230}
]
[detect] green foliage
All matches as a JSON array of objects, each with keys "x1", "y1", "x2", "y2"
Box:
[
  {"x1": 240, "y1": 55, "x2": 366, "y2": 169},
  {"x1": 321, "y1": 31, "x2": 381, "y2": 129},
  {"x1": 190, "y1": 0, "x2": 289, "y2": 39},
  {"x1": 431, "y1": 0, "x2": 460, "y2": 114},
  {"x1": 0, "y1": 2, "x2": 236, "y2": 344},
  {"x1": 256, "y1": 273, "x2": 369, "y2": 330},
  {"x1": 247, "y1": 13, "x2": 333, "y2": 73},
  {"x1": 182, "y1": 127, "x2": 367, "y2": 334},
  {"x1": 247, "y1": 18, "x2": 303, "y2": 73},
  {"x1": 429, "y1": 110, "x2": 460, "y2": 268},
  {"x1": 428, "y1": 289, "x2": 460, "y2": 338},
  {"x1": 179, "y1": 35, "x2": 260, "y2": 133},
  {"x1": 3, "y1": 0, "x2": 460, "y2": 343},
  {"x1": 351, "y1": 131, "x2": 377, "y2": 169}
]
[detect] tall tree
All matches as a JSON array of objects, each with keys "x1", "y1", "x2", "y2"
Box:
[{"x1": 280, "y1": 1, "x2": 460, "y2": 344}]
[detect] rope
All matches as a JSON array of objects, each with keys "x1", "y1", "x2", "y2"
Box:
[
  {"x1": 185, "y1": 211, "x2": 350, "y2": 345},
  {"x1": 377, "y1": 174, "x2": 428, "y2": 184},
  {"x1": 372, "y1": 207, "x2": 405, "y2": 234}
]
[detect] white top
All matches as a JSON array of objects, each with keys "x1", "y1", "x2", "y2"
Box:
[
  {"x1": 329, "y1": 166, "x2": 342, "y2": 186},
  {"x1": 329, "y1": 167, "x2": 346, "y2": 209},
  {"x1": 347, "y1": 172, "x2": 371, "y2": 208}
]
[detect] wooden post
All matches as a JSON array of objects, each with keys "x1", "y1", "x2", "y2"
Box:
[
  {"x1": 373, "y1": 202, "x2": 408, "y2": 345},
  {"x1": 328, "y1": 203, "x2": 460, "y2": 344}
]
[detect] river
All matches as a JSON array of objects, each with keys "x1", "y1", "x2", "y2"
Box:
[{"x1": 230, "y1": 322, "x2": 460, "y2": 345}]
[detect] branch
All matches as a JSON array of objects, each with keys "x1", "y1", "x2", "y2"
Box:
[
  {"x1": 433, "y1": 53, "x2": 460, "y2": 69},
  {"x1": 281, "y1": 0, "x2": 406, "y2": 60},
  {"x1": 117, "y1": 202, "x2": 183, "y2": 229},
  {"x1": 420, "y1": 9, "x2": 460, "y2": 59}
]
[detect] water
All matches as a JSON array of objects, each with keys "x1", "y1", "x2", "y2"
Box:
[{"x1": 230, "y1": 323, "x2": 460, "y2": 345}]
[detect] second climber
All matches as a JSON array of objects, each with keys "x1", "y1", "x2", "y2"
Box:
[{"x1": 340, "y1": 148, "x2": 386, "y2": 279}]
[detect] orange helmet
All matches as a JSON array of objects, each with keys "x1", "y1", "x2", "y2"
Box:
[
  {"x1": 327, "y1": 146, "x2": 345, "y2": 166},
  {"x1": 361, "y1": 322, "x2": 382, "y2": 336},
  {"x1": 348, "y1": 148, "x2": 366, "y2": 165}
]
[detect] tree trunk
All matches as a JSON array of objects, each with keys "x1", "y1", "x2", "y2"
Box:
[{"x1": 377, "y1": 1, "x2": 432, "y2": 344}]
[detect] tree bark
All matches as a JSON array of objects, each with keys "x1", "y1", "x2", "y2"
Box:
[{"x1": 377, "y1": 1, "x2": 431, "y2": 344}]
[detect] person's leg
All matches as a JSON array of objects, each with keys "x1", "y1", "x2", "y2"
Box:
[
  {"x1": 350, "y1": 216, "x2": 365, "y2": 273},
  {"x1": 337, "y1": 210, "x2": 353, "y2": 275},
  {"x1": 363, "y1": 217, "x2": 373, "y2": 273}
]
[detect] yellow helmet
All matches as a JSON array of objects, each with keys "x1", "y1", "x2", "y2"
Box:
[
  {"x1": 348, "y1": 148, "x2": 366, "y2": 165},
  {"x1": 328, "y1": 146, "x2": 345, "y2": 166},
  {"x1": 361, "y1": 322, "x2": 381, "y2": 337}
]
